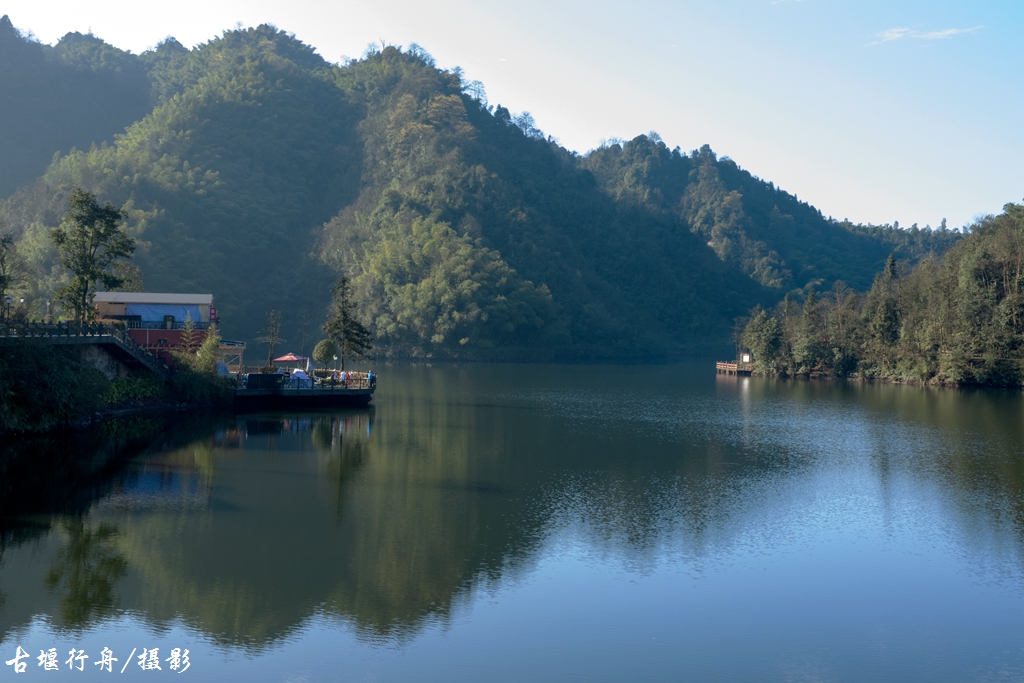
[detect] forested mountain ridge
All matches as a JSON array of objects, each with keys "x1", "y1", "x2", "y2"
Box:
[
  {"x1": 318, "y1": 48, "x2": 767, "y2": 358},
  {"x1": 0, "y1": 19, "x2": 962, "y2": 359},
  {"x1": 582, "y1": 138, "x2": 961, "y2": 292}
]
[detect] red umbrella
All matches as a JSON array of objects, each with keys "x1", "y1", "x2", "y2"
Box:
[{"x1": 273, "y1": 353, "x2": 308, "y2": 362}]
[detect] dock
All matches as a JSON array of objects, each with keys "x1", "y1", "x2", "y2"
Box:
[
  {"x1": 235, "y1": 372, "x2": 375, "y2": 410},
  {"x1": 716, "y1": 361, "x2": 753, "y2": 376}
]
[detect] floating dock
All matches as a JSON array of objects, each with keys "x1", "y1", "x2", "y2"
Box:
[{"x1": 235, "y1": 373, "x2": 374, "y2": 410}]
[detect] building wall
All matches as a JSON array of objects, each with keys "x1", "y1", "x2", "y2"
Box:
[
  {"x1": 95, "y1": 302, "x2": 127, "y2": 318},
  {"x1": 128, "y1": 328, "x2": 210, "y2": 364}
]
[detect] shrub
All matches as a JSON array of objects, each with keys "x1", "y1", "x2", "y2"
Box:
[
  {"x1": 0, "y1": 341, "x2": 110, "y2": 433},
  {"x1": 169, "y1": 328, "x2": 234, "y2": 406},
  {"x1": 105, "y1": 374, "x2": 165, "y2": 405}
]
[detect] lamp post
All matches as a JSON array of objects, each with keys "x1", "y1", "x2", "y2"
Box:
[
  {"x1": 46, "y1": 300, "x2": 51, "y2": 324},
  {"x1": 3, "y1": 295, "x2": 10, "y2": 323}
]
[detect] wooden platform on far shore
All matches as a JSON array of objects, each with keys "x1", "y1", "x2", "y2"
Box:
[{"x1": 716, "y1": 361, "x2": 753, "y2": 376}]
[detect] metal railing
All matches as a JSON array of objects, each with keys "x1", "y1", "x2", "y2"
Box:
[
  {"x1": 0, "y1": 321, "x2": 113, "y2": 338},
  {"x1": 240, "y1": 369, "x2": 375, "y2": 391},
  {"x1": 0, "y1": 322, "x2": 170, "y2": 377},
  {"x1": 126, "y1": 321, "x2": 213, "y2": 330},
  {"x1": 108, "y1": 327, "x2": 171, "y2": 376}
]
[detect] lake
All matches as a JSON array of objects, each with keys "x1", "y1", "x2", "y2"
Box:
[{"x1": 2, "y1": 363, "x2": 1023, "y2": 681}]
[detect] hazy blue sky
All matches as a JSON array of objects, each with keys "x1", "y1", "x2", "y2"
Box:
[{"x1": 8, "y1": 0, "x2": 1022, "y2": 229}]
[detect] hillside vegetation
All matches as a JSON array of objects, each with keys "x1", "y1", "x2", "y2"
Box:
[
  {"x1": 0, "y1": 18, "x2": 962, "y2": 360},
  {"x1": 741, "y1": 203, "x2": 1024, "y2": 386}
]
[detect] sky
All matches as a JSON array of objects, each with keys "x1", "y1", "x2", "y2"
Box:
[{"x1": 7, "y1": 0, "x2": 1022, "y2": 229}]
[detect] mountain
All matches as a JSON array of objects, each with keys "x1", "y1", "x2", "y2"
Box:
[
  {"x1": 0, "y1": 19, "x2": 961, "y2": 360},
  {"x1": 0, "y1": 15, "x2": 152, "y2": 197},
  {"x1": 582, "y1": 139, "x2": 960, "y2": 293}
]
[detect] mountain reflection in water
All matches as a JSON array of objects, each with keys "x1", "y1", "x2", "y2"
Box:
[{"x1": 1, "y1": 363, "x2": 1023, "y2": 682}]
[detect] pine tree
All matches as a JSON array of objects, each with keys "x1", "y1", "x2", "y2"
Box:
[
  {"x1": 794, "y1": 289, "x2": 824, "y2": 373},
  {"x1": 323, "y1": 275, "x2": 373, "y2": 369}
]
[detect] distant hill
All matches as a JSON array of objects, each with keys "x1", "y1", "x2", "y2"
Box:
[
  {"x1": 0, "y1": 18, "x2": 962, "y2": 359},
  {"x1": 0, "y1": 15, "x2": 152, "y2": 197},
  {"x1": 582, "y1": 138, "x2": 959, "y2": 293}
]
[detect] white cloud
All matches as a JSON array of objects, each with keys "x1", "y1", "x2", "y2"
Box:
[
  {"x1": 878, "y1": 27, "x2": 913, "y2": 42},
  {"x1": 919, "y1": 26, "x2": 983, "y2": 40},
  {"x1": 871, "y1": 25, "x2": 983, "y2": 45}
]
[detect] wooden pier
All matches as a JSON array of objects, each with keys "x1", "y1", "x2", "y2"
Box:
[{"x1": 716, "y1": 361, "x2": 753, "y2": 376}]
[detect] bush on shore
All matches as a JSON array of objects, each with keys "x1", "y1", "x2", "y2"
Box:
[{"x1": 0, "y1": 341, "x2": 110, "y2": 433}]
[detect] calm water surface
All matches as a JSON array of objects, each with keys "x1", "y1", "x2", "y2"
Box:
[{"x1": 2, "y1": 363, "x2": 1023, "y2": 681}]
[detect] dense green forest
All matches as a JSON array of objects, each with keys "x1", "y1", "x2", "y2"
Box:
[
  {"x1": 0, "y1": 17, "x2": 963, "y2": 360},
  {"x1": 741, "y1": 203, "x2": 1024, "y2": 386}
]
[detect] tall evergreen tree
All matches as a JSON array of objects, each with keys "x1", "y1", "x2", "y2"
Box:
[
  {"x1": 793, "y1": 289, "x2": 824, "y2": 373},
  {"x1": 323, "y1": 275, "x2": 373, "y2": 369}
]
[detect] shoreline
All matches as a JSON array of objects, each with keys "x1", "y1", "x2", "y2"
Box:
[
  {"x1": 741, "y1": 370, "x2": 1022, "y2": 390},
  {"x1": 0, "y1": 399, "x2": 230, "y2": 438}
]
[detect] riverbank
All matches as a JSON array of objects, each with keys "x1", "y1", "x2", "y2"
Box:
[
  {"x1": 742, "y1": 369, "x2": 1022, "y2": 389},
  {"x1": 0, "y1": 339, "x2": 232, "y2": 436},
  {"x1": 1, "y1": 395, "x2": 235, "y2": 437}
]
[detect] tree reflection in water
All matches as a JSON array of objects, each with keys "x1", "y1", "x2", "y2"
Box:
[
  {"x1": 44, "y1": 518, "x2": 128, "y2": 626},
  {"x1": 2, "y1": 364, "x2": 1024, "y2": 676}
]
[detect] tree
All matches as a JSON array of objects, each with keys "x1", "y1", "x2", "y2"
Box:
[
  {"x1": 793, "y1": 289, "x2": 824, "y2": 373},
  {"x1": 51, "y1": 188, "x2": 135, "y2": 324},
  {"x1": 861, "y1": 256, "x2": 901, "y2": 376},
  {"x1": 112, "y1": 262, "x2": 145, "y2": 292},
  {"x1": 742, "y1": 306, "x2": 782, "y2": 374},
  {"x1": 312, "y1": 338, "x2": 337, "y2": 369},
  {"x1": 0, "y1": 231, "x2": 25, "y2": 307},
  {"x1": 298, "y1": 309, "x2": 312, "y2": 359},
  {"x1": 257, "y1": 310, "x2": 285, "y2": 368},
  {"x1": 323, "y1": 275, "x2": 373, "y2": 369},
  {"x1": 179, "y1": 311, "x2": 197, "y2": 352}
]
